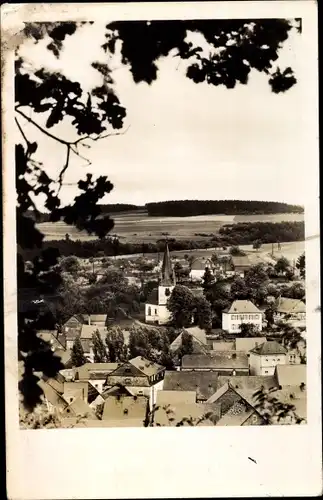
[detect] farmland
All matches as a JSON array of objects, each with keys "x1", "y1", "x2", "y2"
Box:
[{"x1": 37, "y1": 210, "x2": 304, "y2": 243}]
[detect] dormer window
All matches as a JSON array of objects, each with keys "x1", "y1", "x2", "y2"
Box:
[{"x1": 165, "y1": 288, "x2": 170, "y2": 296}]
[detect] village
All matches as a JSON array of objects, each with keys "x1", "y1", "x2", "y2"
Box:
[{"x1": 20, "y1": 241, "x2": 307, "y2": 428}]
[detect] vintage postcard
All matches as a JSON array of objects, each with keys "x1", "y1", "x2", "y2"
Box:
[{"x1": 2, "y1": 1, "x2": 321, "y2": 499}]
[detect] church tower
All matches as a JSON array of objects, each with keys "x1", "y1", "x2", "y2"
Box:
[{"x1": 158, "y1": 243, "x2": 176, "y2": 306}]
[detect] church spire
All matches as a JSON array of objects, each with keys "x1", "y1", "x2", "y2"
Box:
[{"x1": 160, "y1": 242, "x2": 175, "y2": 286}]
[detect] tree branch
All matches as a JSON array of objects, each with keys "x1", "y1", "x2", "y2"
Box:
[
  {"x1": 15, "y1": 108, "x2": 70, "y2": 146},
  {"x1": 57, "y1": 145, "x2": 71, "y2": 187},
  {"x1": 15, "y1": 117, "x2": 30, "y2": 147}
]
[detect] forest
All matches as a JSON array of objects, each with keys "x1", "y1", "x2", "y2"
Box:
[{"x1": 145, "y1": 200, "x2": 304, "y2": 217}]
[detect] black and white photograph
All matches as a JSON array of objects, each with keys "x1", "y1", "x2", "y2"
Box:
[{"x1": 2, "y1": 1, "x2": 321, "y2": 498}]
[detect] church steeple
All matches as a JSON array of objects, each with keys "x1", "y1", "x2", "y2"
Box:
[{"x1": 159, "y1": 242, "x2": 176, "y2": 286}]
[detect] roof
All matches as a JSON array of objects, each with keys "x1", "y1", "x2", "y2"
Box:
[
  {"x1": 235, "y1": 337, "x2": 267, "y2": 353},
  {"x1": 250, "y1": 341, "x2": 287, "y2": 356},
  {"x1": 80, "y1": 324, "x2": 108, "y2": 340},
  {"x1": 225, "y1": 300, "x2": 261, "y2": 314},
  {"x1": 276, "y1": 297, "x2": 306, "y2": 314},
  {"x1": 156, "y1": 390, "x2": 197, "y2": 405},
  {"x1": 37, "y1": 330, "x2": 65, "y2": 350},
  {"x1": 100, "y1": 385, "x2": 133, "y2": 400},
  {"x1": 170, "y1": 327, "x2": 208, "y2": 354},
  {"x1": 216, "y1": 400, "x2": 256, "y2": 426},
  {"x1": 88, "y1": 314, "x2": 108, "y2": 324},
  {"x1": 212, "y1": 341, "x2": 235, "y2": 351},
  {"x1": 184, "y1": 327, "x2": 207, "y2": 345},
  {"x1": 275, "y1": 364, "x2": 306, "y2": 387},
  {"x1": 160, "y1": 243, "x2": 175, "y2": 286},
  {"x1": 54, "y1": 348, "x2": 72, "y2": 367},
  {"x1": 129, "y1": 356, "x2": 165, "y2": 377},
  {"x1": 64, "y1": 326, "x2": 82, "y2": 341},
  {"x1": 216, "y1": 375, "x2": 278, "y2": 408},
  {"x1": 146, "y1": 288, "x2": 159, "y2": 306},
  {"x1": 102, "y1": 395, "x2": 148, "y2": 425},
  {"x1": 77, "y1": 363, "x2": 121, "y2": 380},
  {"x1": 163, "y1": 371, "x2": 219, "y2": 401},
  {"x1": 231, "y1": 256, "x2": 251, "y2": 268},
  {"x1": 191, "y1": 287, "x2": 204, "y2": 297},
  {"x1": 153, "y1": 402, "x2": 220, "y2": 426},
  {"x1": 190, "y1": 259, "x2": 212, "y2": 271},
  {"x1": 182, "y1": 352, "x2": 249, "y2": 370},
  {"x1": 63, "y1": 397, "x2": 97, "y2": 419},
  {"x1": 37, "y1": 379, "x2": 68, "y2": 410},
  {"x1": 63, "y1": 381, "x2": 89, "y2": 400},
  {"x1": 64, "y1": 315, "x2": 85, "y2": 327},
  {"x1": 271, "y1": 386, "x2": 307, "y2": 422}
]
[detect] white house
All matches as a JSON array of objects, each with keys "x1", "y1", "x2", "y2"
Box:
[
  {"x1": 145, "y1": 244, "x2": 176, "y2": 325},
  {"x1": 222, "y1": 300, "x2": 263, "y2": 334},
  {"x1": 249, "y1": 341, "x2": 288, "y2": 376},
  {"x1": 274, "y1": 297, "x2": 306, "y2": 328},
  {"x1": 189, "y1": 258, "x2": 213, "y2": 281}
]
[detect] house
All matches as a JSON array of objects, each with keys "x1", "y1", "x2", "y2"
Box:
[
  {"x1": 274, "y1": 364, "x2": 306, "y2": 388},
  {"x1": 231, "y1": 256, "x2": 251, "y2": 277},
  {"x1": 156, "y1": 390, "x2": 197, "y2": 405},
  {"x1": 152, "y1": 401, "x2": 220, "y2": 426},
  {"x1": 105, "y1": 356, "x2": 165, "y2": 408},
  {"x1": 91, "y1": 384, "x2": 134, "y2": 409},
  {"x1": 162, "y1": 371, "x2": 219, "y2": 402},
  {"x1": 249, "y1": 341, "x2": 288, "y2": 376},
  {"x1": 76, "y1": 362, "x2": 121, "y2": 393},
  {"x1": 189, "y1": 258, "x2": 213, "y2": 281},
  {"x1": 181, "y1": 352, "x2": 249, "y2": 375},
  {"x1": 145, "y1": 243, "x2": 176, "y2": 325},
  {"x1": 274, "y1": 297, "x2": 306, "y2": 327},
  {"x1": 235, "y1": 337, "x2": 267, "y2": 354},
  {"x1": 206, "y1": 382, "x2": 266, "y2": 426},
  {"x1": 101, "y1": 395, "x2": 149, "y2": 427},
  {"x1": 37, "y1": 330, "x2": 66, "y2": 351},
  {"x1": 222, "y1": 300, "x2": 263, "y2": 334},
  {"x1": 170, "y1": 326, "x2": 209, "y2": 355}
]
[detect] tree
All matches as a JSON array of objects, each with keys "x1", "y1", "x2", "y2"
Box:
[
  {"x1": 239, "y1": 323, "x2": 261, "y2": 337},
  {"x1": 296, "y1": 253, "x2": 305, "y2": 279},
  {"x1": 178, "y1": 331, "x2": 194, "y2": 360},
  {"x1": 245, "y1": 263, "x2": 269, "y2": 299},
  {"x1": 105, "y1": 327, "x2": 127, "y2": 362},
  {"x1": 168, "y1": 285, "x2": 195, "y2": 328},
  {"x1": 253, "y1": 386, "x2": 305, "y2": 425},
  {"x1": 15, "y1": 18, "x2": 300, "y2": 409},
  {"x1": 202, "y1": 267, "x2": 215, "y2": 294},
  {"x1": 264, "y1": 305, "x2": 276, "y2": 328},
  {"x1": 274, "y1": 256, "x2": 291, "y2": 275},
  {"x1": 252, "y1": 240, "x2": 262, "y2": 252},
  {"x1": 60, "y1": 255, "x2": 80, "y2": 274},
  {"x1": 92, "y1": 330, "x2": 107, "y2": 362},
  {"x1": 230, "y1": 276, "x2": 249, "y2": 300},
  {"x1": 71, "y1": 336, "x2": 86, "y2": 367},
  {"x1": 230, "y1": 246, "x2": 246, "y2": 256},
  {"x1": 193, "y1": 295, "x2": 213, "y2": 332}
]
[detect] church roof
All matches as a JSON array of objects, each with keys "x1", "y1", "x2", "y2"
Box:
[{"x1": 160, "y1": 243, "x2": 175, "y2": 286}]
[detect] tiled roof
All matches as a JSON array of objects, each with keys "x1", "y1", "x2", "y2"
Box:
[
  {"x1": 191, "y1": 259, "x2": 211, "y2": 271},
  {"x1": 216, "y1": 402, "x2": 255, "y2": 426},
  {"x1": 275, "y1": 364, "x2": 306, "y2": 387},
  {"x1": 80, "y1": 324, "x2": 108, "y2": 339},
  {"x1": 88, "y1": 314, "x2": 108, "y2": 324},
  {"x1": 182, "y1": 352, "x2": 249, "y2": 370},
  {"x1": 54, "y1": 348, "x2": 72, "y2": 367},
  {"x1": 170, "y1": 327, "x2": 208, "y2": 354},
  {"x1": 63, "y1": 397, "x2": 97, "y2": 419},
  {"x1": 250, "y1": 341, "x2": 287, "y2": 356},
  {"x1": 64, "y1": 326, "x2": 82, "y2": 341},
  {"x1": 226, "y1": 300, "x2": 261, "y2": 314},
  {"x1": 129, "y1": 356, "x2": 165, "y2": 376},
  {"x1": 77, "y1": 363, "x2": 121, "y2": 380},
  {"x1": 102, "y1": 395, "x2": 148, "y2": 424},
  {"x1": 212, "y1": 341, "x2": 235, "y2": 351},
  {"x1": 37, "y1": 379, "x2": 68, "y2": 410},
  {"x1": 184, "y1": 327, "x2": 207, "y2": 345},
  {"x1": 163, "y1": 371, "x2": 219, "y2": 401},
  {"x1": 156, "y1": 390, "x2": 197, "y2": 405},
  {"x1": 276, "y1": 297, "x2": 306, "y2": 314},
  {"x1": 235, "y1": 337, "x2": 267, "y2": 352},
  {"x1": 231, "y1": 256, "x2": 251, "y2": 268},
  {"x1": 146, "y1": 288, "x2": 159, "y2": 306},
  {"x1": 153, "y1": 402, "x2": 220, "y2": 426},
  {"x1": 217, "y1": 375, "x2": 277, "y2": 393}
]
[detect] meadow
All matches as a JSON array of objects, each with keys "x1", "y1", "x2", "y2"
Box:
[{"x1": 37, "y1": 210, "x2": 304, "y2": 243}]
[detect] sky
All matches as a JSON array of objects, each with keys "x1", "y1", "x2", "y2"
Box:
[{"x1": 16, "y1": 20, "x2": 305, "y2": 208}]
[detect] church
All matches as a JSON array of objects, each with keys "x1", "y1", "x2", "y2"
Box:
[{"x1": 145, "y1": 244, "x2": 176, "y2": 325}]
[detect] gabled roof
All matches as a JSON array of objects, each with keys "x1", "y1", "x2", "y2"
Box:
[
  {"x1": 153, "y1": 402, "x2": 220, "y2": 427},
  {"x1": 190, "y1": 258, "x2": 212, "y2": 271},
  {"x1": 276, "y1": 297, "x2": 306, "y2": 314},
  {"x1": 37, "y1": 330, "x2": 65, "y2": 350},
  {"x1": 184, "y1": 327, "x2": 207, "y2": 345},
  {"x1": 225, "y1": 300, "x2": 261, "y2": 314},
  {"x1": 129, "y1": 356, "x2": 165, "y2": 376},
  {"x1": 63, "y1": 381, "x2": 88, "y2": 403},
  {"x1": 275, "y1": 364, "x2": 306, "y2": 387},
  {"x1": 250, "y1": 340, "x2": 287, "y2": 356},
  {"x1": 63, "y1": 397, "x2": 97, "y2": 419},
  {"x1": 80, "y1": 324, "x2": 108, "y2": 339},
  {"x1": 77, "y1": 363, "x2": 121, "y2": 380},
  {"x1": 156, "y1": 390, "x2": 197, "y2": 405},
  {"x1": 170, "y1": 327, "x2": 208, "y2": 354},
  {"x1": 102, "y1": 395, "x2": 148, "y2": 424},
  {"x1": 54, "y1": 348, "x2": 72, "y2": 367},
  {"x1": 212, "y1": 341, "x2": 235, "y2": 352},
  {"x1": 163, "y1": 371, "x2": 218, "y2": 401},
  {"x1": 235, "y1": 337, "x2": 267, "y2": 353},
  {"x1": 182, "y1": 352, "x2": 249, "y2": 370},
  {"x1": 100, "y1": 385, "x2": 134, "y2": 400},
  {"x1": 64, "y1": 315, "x2": 85, "y2": 327},
  {"x1": 37, "y1": 379, "x2": 68, "y2": 410},
  {"x1": 216, "y1": 403, "x2": 256, "y2": 426}
]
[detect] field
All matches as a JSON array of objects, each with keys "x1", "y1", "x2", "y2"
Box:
[{"x1": 37, "y1": 210, "x2": 304, "y2": 243}]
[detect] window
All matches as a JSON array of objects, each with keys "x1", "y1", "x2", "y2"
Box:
[
  {"x1": 148, "y1": 306, "x2": 151, "y2": 316},
  {"x1": 255, "y1": 315, "x2": 259, "y2": 319},
  {"x1": 277, "y1": 358, "x2": 280, "y2": 362},
  {"x1": 155, "y1": 309, "x2": 157, "y2": 315},
  {"x1": 252, "y1": 414, "x2": 258, "y2": 424},
  {"x1": 264, "y1": 370, "x2": 268, "y2": 374},
  {"x1": 125, "y1": 378, "x2": 131, "y2": 384}
]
